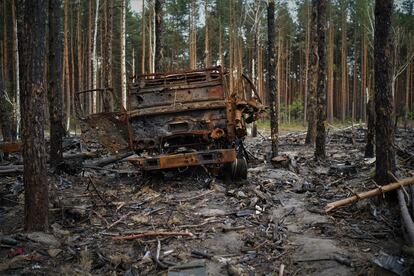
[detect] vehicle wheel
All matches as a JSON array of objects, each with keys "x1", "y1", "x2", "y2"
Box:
[{"x1": 223, "y1": 157, "x2": 248, "y2": 181}]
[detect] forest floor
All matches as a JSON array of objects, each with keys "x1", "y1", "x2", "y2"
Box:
[{"x1": 1, "y1": 125, "x2": 414, "y2": 275}]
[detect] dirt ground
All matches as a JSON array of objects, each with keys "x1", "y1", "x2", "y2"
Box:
[{"x1": 1, "y1": 126, "x2": 413, "y2": 275}]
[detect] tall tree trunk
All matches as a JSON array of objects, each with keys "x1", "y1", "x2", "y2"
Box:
[
  {"x1": 327, "y1": 9, "x2": 334, "y2": 121},
  {"x1": 305, "y1": 1, "x2": 318, "y2": 145},
  {"x1": 87, "y1": 0, "x2": 93, "y2": 112},
  {"x1": 141, "y1": 0, "x2": 146, "y2": 74},
  {"x1": 0, "y1": 49, "x2": 13, "y2": 144},
  {"x1": 267, "y1": 0, "x2": 278, "y2": 158},
  {"x1": 315, "y1": 0, "x2": 327, "y2": 160},
  {"x1": 20, "y1": 0, "x2": 48, "y2": 231},
  {"x1": 303, "y1": 0, "x2": 310, "y2": 125},
  {"x1": 48, "y1": 0, "x2": 64, "y2": 167},
  {"x1": 102, "y1": 0, "x2": 112, "y2": 111},
  {"x1": 92, "y1": 0, "x2": 100, "y2": 113},
  {"x1": 154, "y1": 0, "x2": 163, "y2": 72},
  {"x1": 63, "y1": 0, "x2": 70, "y2": 132},
  {"x1": 361, "y1": 32, "x2": 368, "y2": 121},
  {"x1": 365, "y1": 76, "x2": 375, "y2": 158},
  {"x1": 12, "y1": 0, "x2": 20, "y2": 139},
  {"x1": 77, "y1": 1, "x2": 82, "y2": 98},
  {"x1": 340, "y1": 2, "x2": 348, "y2": 121},
  {"x1": 374, "y1": 0, "x2": 395, "y2": 185},
  {"x1": 204, "y1": 0, "x2": 210, "y2": 68},
  {"x1": 120, "y1": 0, "x2": 127, "y2": 109}
]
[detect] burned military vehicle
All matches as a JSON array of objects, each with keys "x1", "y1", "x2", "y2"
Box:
[{"x1": 76, "y1": 66, "x2": 263, "y2": 179}]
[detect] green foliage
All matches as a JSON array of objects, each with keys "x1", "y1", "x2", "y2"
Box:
[{"x1": 408, "y1": 111, "x2": 414, "y2": 121}]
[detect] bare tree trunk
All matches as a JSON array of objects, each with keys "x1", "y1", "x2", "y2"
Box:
[
  {"x1": 267, "y1": 0, "x2": 278, "y2": 157},
  {"x1": 204, "y1": 0, "x2": 210, "y2": 68},
  {"x1": 11, "y1": 0, "x2": 20, "y2": 138},
  {"x1": 361, "y1": 32, "x2": 368, "y2": 121},
  {"x1": 154, "y1": 0, "x2": 163, "y2": 72},
  {"x1": 102, "y1": 0, "x2": 112, "y2": 111},
  {"x1": 92, "y1": 0, "x2": 100, "y2": 113},
  {"x1": 303, "y1": 0, "x2": 310, "y2": 125},
  {"x1": 305, "y1": 1, "x2": 318, "y2": 145},
  {"x1": 63, "y1": 0, "x2": 70, "y2": 132},
  {"x1": 315, "y1": 0, "x2": 327, "y2": 160},
  {"x1": 327, "y1": 9, "x2": 334, "y2": 121},
  {"x1": 87, "y1": 0, "x2": 93, "y2": 112},
  {"x1": 340, "y1": 1, "x2": 348, "y2": 121},
  {"x1": 77, "y1": 1, "x2": 82, "y2": 100},
  {"x1": 120, "y1": 0, "x2": 127, "y2": 109},
  {"x1": 48, "y1": 0, "x2": 64, "y2": 167},
  {"x1": 141, "y1": 0, "x2": 146, "y2": 74},
  {"x1": 20, "y1": 0, "x2": 49, "y2": 231},
  {"x1": 374, "y1": 0, "x2": 396, "y2": 185}
]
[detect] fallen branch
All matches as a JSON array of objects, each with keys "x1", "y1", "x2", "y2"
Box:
[
  {"x1": 112, "y1": 231, "x2": 193, "y2": 241},
  {"x1": 107, "y1": 211, "x2": 132, "y2": 229},
  {"x1": 325, "y1": 176, "x2": 414, "y2": 212},
  {"x1": 89, "y1": 151, "x2": 134, "y2": 167},
  {"x1": 63, "y1": 151, "x2": 98, "y2": 160}
]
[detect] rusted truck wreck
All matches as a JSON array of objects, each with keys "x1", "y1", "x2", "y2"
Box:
[{"x1": 76, "y1": 66, "x2": 263, "y2": 179}]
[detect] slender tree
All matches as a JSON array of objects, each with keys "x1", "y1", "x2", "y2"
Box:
[
  {"x1": 305, "y1": 1, "x2": 318, "y2": 144},
  {"x1": 154, "y1": 0, "x2": 164, "y2": 72},
  {"x1": 63, "y1": 0, "x2": 70, "y2": 131},
  {"x1": 268, "y1": 0, "x2": 278, "y2": 157},
  {"x1": 374, "y1": 0, "x2": 396, "y2": 184},
  {"x1": 120, "y1": 0, "x2": 127, "y2": 109},
  {"x1": 48, "y1": 0, "x2": 64, "y2": 166},
  {"x1": 19, "y1": 0, "x2": 49, "y2": 231},
  {"x1": 315, "y1": 0, "x2": 327, "y2": 160}
]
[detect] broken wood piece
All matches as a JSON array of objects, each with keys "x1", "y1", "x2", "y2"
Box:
[
  {"x1": 89, "y1": 151, "x2": 134, "y2": 167},
  {"x1": 63, "y1": 151, "x2": 98, "y2": 160},
  {"x1": 107, "y1": 211, "x2": 132, "y2": 229},
  {"x1": 325, "y1": 176, "x2": 414, "y2": 212},
  {"x1": 112, "y1": 231, "x2": 193, "y2": 241}
]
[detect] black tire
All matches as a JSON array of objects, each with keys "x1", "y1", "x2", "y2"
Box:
[{"x1": 223, "y1": 157, "x2": 248, "y2": 181}]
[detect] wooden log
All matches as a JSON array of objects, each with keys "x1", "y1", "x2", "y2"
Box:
[
  {"x1": 325, "y1": 176, "x2": 414, "y2": 212},
  {"x1": 62, "y1": 151, "x2": 98, "y2": 160},
  {"x1": 89, "y1": 151, "x2": 134, "y2": 167}
]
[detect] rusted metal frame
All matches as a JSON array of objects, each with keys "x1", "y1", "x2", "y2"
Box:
[
  {"x1": 128, "y1": 102, "x2": 227, "y2": 118},
  {"x1": 0, "y1": 141, "x2": 21, "y2": 153},
  {"x1": 75, "y1": 88, "x2": 134, "y2": 152},
  {"x1": 127, "y1": 148, "x2": 236, "y2": 170},
  {"x1": 241, "y1": 73, "x2": 263, "y2": 104},
  {"x1": 132, "y1": 80, "x2": 224, "y2": 95},
  {"x1": 75, "y1": 88, "x2": 118, "y2": 117},
  {"x1": 133, "y1": 97, "x2": 226, "y2": 110},
  {"x1": 135, "y1": 65, "x2": 223, "y2": 79}
]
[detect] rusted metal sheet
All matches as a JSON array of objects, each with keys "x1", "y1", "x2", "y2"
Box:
[
  {"x1": 127, "y1": 149, "x2": 236, "y2": 170},
  {"x1": 75, "y1": 66, "x2": 263, "y2": 176},
  {"x1": 0, "y1": 141, "x2": 21, "y2": 153}
]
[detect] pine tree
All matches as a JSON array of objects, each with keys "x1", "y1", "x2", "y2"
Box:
[{"x1": 19, "y1": 0, "x2": 49, "y2": 231}]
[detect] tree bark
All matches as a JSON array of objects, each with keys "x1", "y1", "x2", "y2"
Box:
[
  {"x1": 374, "y1": 0, "x2": 396, "y2": 185},
  {"x1": 204, "y1": 0, "x2": 210, "y2": 68},
  {"x1": 340, "y1": 1, "x2": 348, "y2": 121},
  {"x1": 154, "y1": 0, "x2": 164, "y2": 72},
  {"x1": 267, "y1": 0, "x2": 278, "y2": 157},
  {"x1": 63, "y1": 0, "x2": 70, "y2": 132},
  {"x1": 19, "y1": 0, "x2": 49, "y2": 231},
  {"x1": 102, "y1": 0, "x2": 113, "y2": 112},
  {"x1": 314, "y1": 0, "x2": 327, "y2": 160},
  {"x1": 303, "y1": 0, "x2": 310, "y2": 125},
  {"x1": 305, "y1": 1, "x2": 318, "y2": 145},
  {"x1": 327, "y1": 8, "x2": 334, "y2": 121},
  {"x1": 48, "y1": 0, "x2": 65, "y2": 167},
  {"x1": 120, "y1": 0, "x2": 127, "y2": 109},
  {"x1": 92, "y1": 0, "x2": 100, "y2": 113},
  {"x1": 11, "y1": 0, "x2": 20, "y2": 139}
]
